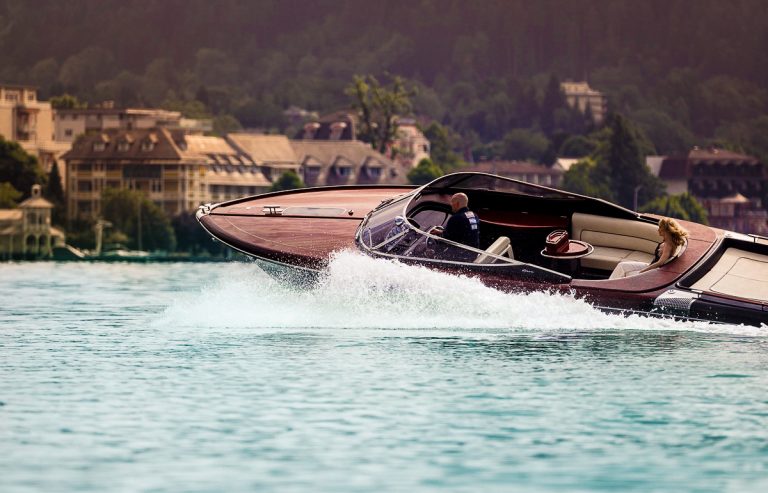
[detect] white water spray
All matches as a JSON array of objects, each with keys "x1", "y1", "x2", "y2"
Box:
[{"x1": 160, "y1": 250, "x2": 765, "y2": 336}]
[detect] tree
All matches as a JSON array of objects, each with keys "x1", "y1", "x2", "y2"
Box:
[
  {"x1": 501, "y1": 128, "x2": 552, "y2": 163},
  {"x1": 540, "y1": 74, "x2": 561, "y2": 136},
  {"x1": 346, "y1": 74, "x2": 414, "y2": 154},
  {"x1": 596, "y1": 113, "x2": 664, "y2": 209},
  {"x1": 422, "y1": 122, "x2": 464, "y2": 171},
  {"x1": 408, "y1": 158, "x2": 443, "y2": 185},
  {"x1": 0, "y1": 182, "x2": 21, "y2": 208},
  {"x1": 270, "y1": 170, "x2": 304, "y2": 192},
  {"x1": 559, "y1": 135, "x2": 596, "y2": 157},
  {"x1": 640, "y1": 193, "x2": 709, "y2": 224},
  {"x1": 44, "y1": 162, "x2": 65, "y2": 226},
  {"x1": 172, "y1": 212, "x2": 224, "y2": 255},
  {"x1": 49, "y1": 93, "x2": 87, "y2": 109},
  {"x1": 561, "y1": 158, "x2": 614, "y2": 201},
  {"x1": 0, "y1": 136, "x2": 45, "y2": 199},
  {"x1": 212, "y1": 114, "x2": 242, "y2": 135},
  {"x1": 101, "y1": 188, "x2": 176, "y2": 251}
]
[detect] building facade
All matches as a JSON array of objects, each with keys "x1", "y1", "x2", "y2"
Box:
[
  {"x1": 298, "y1": 111, "x2": 430, "y2": 170},
  {"x1": 463, "y1": 161, "x2": 564, "y2": 188},
  {"x1": 54, "y1": 107, "x2": 212, "y2": 143},
  {"x1": 561, "y1": 81, "x2": 607, "y2": 125},
  {"x1": 227, "y1": 133, "x2": 406, "y2": 188},
  {"x1": 62, "y1": 128, "x2": 270, "y2": 222},
  {"x1": 0, "y1": 84, "x2": 70, "y2": 181},
  {"x1": 648, "y1": 147, "x2": 768, "y2": 234},
  {"x1": 0, "y1": 184, "x2": 65, "y2": 259}
]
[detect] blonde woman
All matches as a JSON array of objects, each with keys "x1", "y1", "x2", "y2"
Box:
[{"x1": 609, "y1": 217, "x2": 689, "y2": 279}]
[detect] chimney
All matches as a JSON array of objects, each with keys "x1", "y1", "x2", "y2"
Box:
[{"x1": 303, "y1": 122, "x2": 320, "y2": 139}]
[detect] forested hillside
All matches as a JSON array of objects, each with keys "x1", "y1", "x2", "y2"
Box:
[{"x1": 1, "y1": 0, "x2": 767, "y2": 160}]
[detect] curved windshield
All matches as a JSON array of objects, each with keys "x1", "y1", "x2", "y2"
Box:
[
  {"x1": 423, "y1": 172, "x2": 577, "y2": 199},
  {"x1": 357, "y1": 205, "x2": 516, "y2": 265}
]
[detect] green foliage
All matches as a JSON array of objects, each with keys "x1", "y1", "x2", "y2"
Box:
[
  {"x1": 561, "y1": 159, "x2": 614, "y2": 201},
  {"x1": 3, "y1": 1, "x2": 768, "y2": 170},
  {"x1": 0, "y1": 137, "x2": 45, "y2": 200},
  {"x1": 270, "y1": 170, "x2": 305, "y2": 192},
  {"x1": 559, "y1": 135, "x2": 596, "y2": 157},
  {"x1": 172, "y1": 212, "x2": 225, "y2": 255},
  {"x1": 640, "y1": 193, "x2": 709, "y2": 225},
  {"x1": 44, "y1": 162, "x2": 65, "y2": 226},
  {"x1": 101, "y1": 188, "x2": 176, "y2": 251},
  {"x1": 212, "y1": 115, "x2": 242, "y2": 136},
  {"x1": 539, "y1": 74, "x2": 566, "y2": 137},
  {"x1": 0, "y1": 182, "x2": 22, "y2": 208},
  {"x1": 501, "y1": 128, "x2": 553, "y2": 164},
  {"x1": 347, "y1": 74, "x2": 415, "y2": 153},
  {"x1": 422, "y1": 122, "x2": 464, "y2": 171},
  {"x1": 408, "y1": 158, "x2": 444, "y2": 185},
  {"x1": 49, "y1": 93, "x2": 87, "y2": 109},
  {"x1": 595, "y1": 114, "x2": 665, "y2": 209}
]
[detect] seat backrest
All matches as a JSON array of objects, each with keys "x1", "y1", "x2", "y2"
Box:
[
  {"x1": 474, "y1": 236, "x2": 513, "y2": 264},
  {"x1": 571, "y1": 212, "x2": 659, "y2": 255}
]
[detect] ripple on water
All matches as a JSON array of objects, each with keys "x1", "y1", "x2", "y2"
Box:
[{"x1": 0, "y1": 258, "x2": 767, "y2": 492}]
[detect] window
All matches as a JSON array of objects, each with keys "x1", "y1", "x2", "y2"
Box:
[
  {"x1": 78, "y1": 163, "x2": 92, "y2": 172},
  {"x1": 337, "y1": 166, "x2": 351, "y2": 177},
  {"x1": 93, "y1": 142, "x2": 106, "y2": 151},
  {"x1": 64, "y1": 129, "x2": 73, "y2": 137},
  {"x1": 77, "y1": 181, "x2": 93, "y2": 192},
  {"x1": 118, "y1": 141, "x2": 131, "y2": 152}
]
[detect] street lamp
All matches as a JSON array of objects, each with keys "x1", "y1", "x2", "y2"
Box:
[{"x1": 633, "y1": 185, "x2": 643, "y2": 211}]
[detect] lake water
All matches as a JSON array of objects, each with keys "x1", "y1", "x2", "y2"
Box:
[{"x1": 2, "y1": 252, "x2": 768, "y2": 492}]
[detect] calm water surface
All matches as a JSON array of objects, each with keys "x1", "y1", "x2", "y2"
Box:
[{"x1": 1, "y1": 255, "x2": 767, "y2": 492}]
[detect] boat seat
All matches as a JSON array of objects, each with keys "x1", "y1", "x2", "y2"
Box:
[
  {"x1": 474, "y1": 236, "x2": 513, "y2": 264},
  {"x1": 571, "y1": 213, "x2": 660, "y2": 271}
]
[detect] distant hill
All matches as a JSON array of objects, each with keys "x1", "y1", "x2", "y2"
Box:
[{"x1": 2, "y1": 0, "x2": 767, "y2": 159}]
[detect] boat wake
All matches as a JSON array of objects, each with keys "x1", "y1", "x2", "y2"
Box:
[{"x1": 160, "y1": 250, "x2": 765, "y2": 336}]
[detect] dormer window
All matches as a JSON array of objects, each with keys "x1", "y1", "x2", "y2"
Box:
[
  {"x1": 336, "y1": 166, "x2": 351, "y2": 177},
  {"x1": 141, "y1": 133, "x2": 158, "y2": 151},
  {"x1": 367, "y1": 167, "x2": 381, "y2": 178},
  {"x1": 93, "y1": 142, "x2": 106, "y2": 151},
  {"x1": 118, "y1": 141, "x2": 130, "y2": 152}
]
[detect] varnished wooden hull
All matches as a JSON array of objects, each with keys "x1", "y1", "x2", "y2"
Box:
[{"x1": 197, "y1": 181, "x2": 768, "y2": 326}]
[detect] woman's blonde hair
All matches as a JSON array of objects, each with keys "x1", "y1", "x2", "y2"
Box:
[{"x1": 659, "y1": 217, "x2": 689, "y2": 246}]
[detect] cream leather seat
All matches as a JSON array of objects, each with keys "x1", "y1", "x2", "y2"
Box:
[{"x1": 474, "y1": 236, "x2": 513, "y2": 264}]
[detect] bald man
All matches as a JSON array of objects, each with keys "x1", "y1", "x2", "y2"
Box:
[{"x1": 432, "y1": 193, "x2": 480, "y2": 259}]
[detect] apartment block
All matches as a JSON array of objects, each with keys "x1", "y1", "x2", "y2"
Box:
[{"x1": 62, "y1": 128, "x2": 270, "y2": 222}]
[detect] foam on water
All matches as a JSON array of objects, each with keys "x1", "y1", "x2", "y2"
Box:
[{"x1": 160, "y1": 250, "x2": 766, "y2": 336}]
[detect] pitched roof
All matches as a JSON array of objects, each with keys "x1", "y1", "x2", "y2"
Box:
[
  {"x1": 226, "y1": 134, "x2": 297, "y2": 164},
  {"x1": 720, "y1": 192, "x2": 750, "y2": 204},
  {"x1": 689, "y1": 147, "x2": 759, "y2": 164},
  {"x1": 18, "y1": 195, "x2": 53, "y2": 209},
  {"x1": 658, "y1": 157, "x2": 690, "y2": 180},
  {"x1": 291, "y1": 140, "x2": 393, "y2": 167},
  {"x1": 0, "y1": 210, "x2": 23, "y2": 221},
  {"x1": 62, "y1": 128, "x2": 185, "y2": 161}
]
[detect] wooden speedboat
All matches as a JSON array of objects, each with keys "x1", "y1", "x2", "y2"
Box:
[{"x1": 197, "y1": 172, "x2": 768, "y2": 326}]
